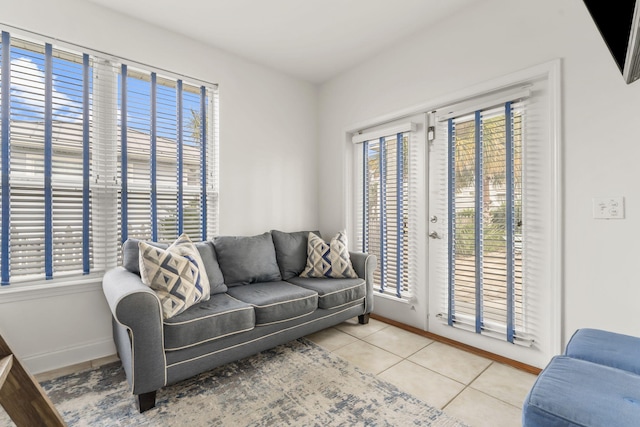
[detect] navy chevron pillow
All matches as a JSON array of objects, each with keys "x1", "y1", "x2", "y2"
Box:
[
  {"x1": 139, "y1": 234, "x2": 209, "y2": 319},
  {"x1": 300, "y1": 231, "x2": 358, "y2": 279}
]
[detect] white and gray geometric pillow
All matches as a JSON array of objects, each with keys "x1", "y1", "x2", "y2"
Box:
[
  {"x1": 138, "y1": 234, "x2": 208, "y2": 319},
  {"x1": 167, "y1": 234, "x2": 211, "y2": 301},
  {"x1": 300, "y1": 231, "x2": 358, "y2": 279}
]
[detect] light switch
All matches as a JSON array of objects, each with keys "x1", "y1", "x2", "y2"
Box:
[{"x1": 593, "y1": 197, "x2": 625, "y2": 219}]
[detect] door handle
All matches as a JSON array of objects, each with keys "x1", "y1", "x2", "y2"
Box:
[{"x1": 429, "y1": 231, "x2": 440, "y2": 239}]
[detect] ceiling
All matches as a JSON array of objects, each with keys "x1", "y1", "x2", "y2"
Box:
[{"x1": 84, "y1": 0, "x2": 480, "y2": 84}]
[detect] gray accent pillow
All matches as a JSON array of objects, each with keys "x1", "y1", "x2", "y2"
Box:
[
  {"x1": 195, "y1": 241, "x2": 228, "y2": 295},
  {"x1": 213, "y1": 232, "x2": 282, "y2": 285},
  {"x1": 122, "y1": 239, "x2": 167, "y2": 274},
  {"x1": 271, "y1": 230, "x2": 321, "y2": 280}
]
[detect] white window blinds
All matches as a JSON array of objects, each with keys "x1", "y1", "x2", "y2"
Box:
[
  {"x1": 430, "y1": 81, "x2": 551, "y2": 346},
  {"x1": 1, "y1": 36, "x2": 90, "y2": 282},
  {"x1": 118, "y1": 69, "x2": 209, "y2": 245},
  {"x1": 0, "y1": 29, "x2": 219, "y2": 285},
  {"x1": 442, "y1": 102, "x2": 524, "y2": 342},
  {"x1": 353, "y1": 122, "x2": 418, "y2": 299}
]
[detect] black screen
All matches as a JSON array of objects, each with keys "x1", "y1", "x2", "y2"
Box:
[{"x1": 583, "y1": 0, "x2": 636, "y2": 72}]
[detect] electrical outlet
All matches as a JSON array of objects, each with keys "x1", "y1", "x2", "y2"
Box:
[{"x1": 593, "y1": 197, "x2": 625, "y2": 219}]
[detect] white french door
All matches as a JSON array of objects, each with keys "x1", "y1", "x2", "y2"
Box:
[{"x1": 426, "y1": 62, "x2": 561, "y2": 369}]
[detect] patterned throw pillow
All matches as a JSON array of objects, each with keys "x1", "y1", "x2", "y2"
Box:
[
  {"x1": 139, "y1": 234, "x2": 210, "y2": 319},
  {"x1": 300, "y1": 231, "x2": 358, "y2": 279},
  {"x1": 168, "y1": 234, "x2": 211, "y2": 301}
]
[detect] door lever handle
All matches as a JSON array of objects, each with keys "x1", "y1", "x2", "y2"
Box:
[{"x1": 429, "y1": 231, "x2": 440, "y2": 239}]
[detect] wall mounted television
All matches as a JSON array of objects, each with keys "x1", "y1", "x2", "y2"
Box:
[{"x1": 583, "y1": 0, "x2": 640, "y2": 84}]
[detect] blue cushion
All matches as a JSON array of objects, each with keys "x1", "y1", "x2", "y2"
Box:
[
  {"x1": 565, "y1": 328, "x2": 640, "y2": 376},
  {"x1": 523, "y1": 356, "x2": 640, "y2": 427}
]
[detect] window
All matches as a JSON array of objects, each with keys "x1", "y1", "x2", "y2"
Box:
[
  {"x1": 428, "y1": 72, "x2": 560, "y2": 362},
  {"x1": 440, "y1": 100, "x2": 524, "y2": 343},
  {"x1": 118, "y1": 68, "x2": 211, "y2": 244},
  {"x1": 353, "y1": 122, "x2": 417, "y2": 299},
  {"x1": 0, "y1": 29, "x2": 219, "y2": 285}
]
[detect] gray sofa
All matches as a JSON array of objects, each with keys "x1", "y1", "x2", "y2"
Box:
[{"x1": 102, "y1": 230, "x2": 376, "y2": 412}]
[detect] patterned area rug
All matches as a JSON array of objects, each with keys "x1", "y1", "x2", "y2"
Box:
[{"x1": 1, "y1": 338, "x2": 468, "y2": 426}]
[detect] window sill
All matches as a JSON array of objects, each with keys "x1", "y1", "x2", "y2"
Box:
[
  {"x1": 0, "y1": 273, "x2": 104, "y2": 303},
  {"x1": 374, "y1": 292, "x2": 412, "y2": 304}
]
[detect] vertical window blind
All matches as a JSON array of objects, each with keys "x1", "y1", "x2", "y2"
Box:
[
  {"x1": 432, "y1": 88, "x2": 534, "y2": 345},
  {"x1": 118, "y1": 68, "x2": 209, "y2": 245},
  {"x1": 353, "y1": 123, "x2": 417, "y2": 299},
  {"x1": 0, "y1": 29, "x2": 219, "y2": 285}
]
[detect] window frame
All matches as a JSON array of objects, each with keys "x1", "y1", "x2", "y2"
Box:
[
  {"x1": 352, "y1": 121, "x2": 418, "y2": 301},
  {"x1": 0, "y1": 26, "x2": 219, "y2": 287}
]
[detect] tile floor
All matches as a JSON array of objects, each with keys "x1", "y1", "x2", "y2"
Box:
[
  {"x1": 305, "y1": 317, "x2": 539, "y2": 427},
  {"x1": 32, "y1": 317, "x2": 538, "y2": 427}
]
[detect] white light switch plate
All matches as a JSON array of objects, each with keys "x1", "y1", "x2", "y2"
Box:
[{"x1": 593, "y1": 197, "x2": 625, "y2": 219}]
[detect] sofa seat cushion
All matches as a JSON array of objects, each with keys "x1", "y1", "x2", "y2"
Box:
[
  {"x1": 565, "y1": 328, "x2": 640, "y2": 375},
  {"x1": 163, "y1": 293, "x2": 255, "y2": 351},
  {"x1": 523, "y1": 356, "x2": 640, "y2": 427},
  {"x1": 287, "y1": 276, "x2": 365, "y2": 309},
  {"x1": 226, "y1": 281, "x2": 318, "y2": 326}
]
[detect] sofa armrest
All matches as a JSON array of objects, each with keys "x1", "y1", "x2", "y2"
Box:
[
  {"x1": 102, "y1": 267, "x2": 166, "y2": 394},
  {"x1": 350, "y1": 252, "x2": 377, "y2": 314}
]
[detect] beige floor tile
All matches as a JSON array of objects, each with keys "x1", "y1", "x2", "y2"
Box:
[
  {"x1": 408, "y1": 341, "x2": 492, "y2": 385},
  {"x1": 334, "y1": 317, "x2": 389, "y2": 339},
  {"x1": 444, "y1": 388, "x2": 523, "y2": 427},
  {"x1": 378, "y1": 360, "x2": 464, "y2": 409},
  {"x1": 333, "y1": 340, "x2": 402, "y2": 375},
  {"x1": 362, "y1": 324, "x2": 433, "y2": 358},
  {"x1": 305, "y1": 327, "x2": 359, "y2": 351},
  {"x1": 470, "y1": 362, "x2": 538, "y2": 408}
]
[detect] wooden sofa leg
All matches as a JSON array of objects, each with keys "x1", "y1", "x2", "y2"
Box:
[
  {"x1": 358, "y1": 314, "x2": 370, "y2": 324},
  {"x1": 137, "y1": 390, "x2": 157, "y2": 413}
]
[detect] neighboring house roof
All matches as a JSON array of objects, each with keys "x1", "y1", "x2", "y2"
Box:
[{"x1": 8, "y1": 120, "x2": 201, "y2": 162}]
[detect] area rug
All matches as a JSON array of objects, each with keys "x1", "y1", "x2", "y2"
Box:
[{"x1": 1, "y1": 338, "x2": 468, "y2": 426}]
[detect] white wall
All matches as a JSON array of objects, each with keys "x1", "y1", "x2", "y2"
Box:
[
  {"x1": 4, "y1": 0, "x2": 640, "y2": 374},
  {"x1": 318, "y1": 0, "x2": 640, "y2": 359},
  {"x1": 0, "y1": 0, "x2": 318, "y2": 373}
]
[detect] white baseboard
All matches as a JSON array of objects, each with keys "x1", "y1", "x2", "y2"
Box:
[{"x1": 22, "y1": 337, "x2": 116, "y2": 375}]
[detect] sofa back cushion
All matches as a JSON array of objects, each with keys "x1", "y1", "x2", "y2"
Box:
[
  {"x1": 193, "y1": 241, "x2": 228, "y2": 294},
  {"x1": 271, "y1": 230, "x2": 321, "y2": 280},
  {"x1": 122, "y1": 239, "x2": 167, "y2": 274},
  {"x1": 213, "y1": 232, "x2": 281, "y2": 286},
  {"x1": 122, "y1": 237, "x2": 227, "y2": 295}
]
